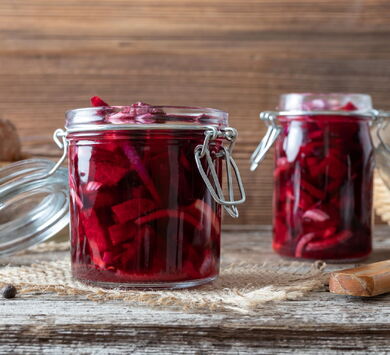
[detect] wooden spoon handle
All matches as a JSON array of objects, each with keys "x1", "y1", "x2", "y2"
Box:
[{"x1": 329, "y1": 260, "x2": 390, "y2": 297}]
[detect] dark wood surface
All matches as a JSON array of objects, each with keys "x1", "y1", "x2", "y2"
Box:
[
  {"x1": 1, "y1": 0, "x2": 390, "y2": 224},
  {"x1": 1, "y1": 225, "x2": 390, "y2": 354}
]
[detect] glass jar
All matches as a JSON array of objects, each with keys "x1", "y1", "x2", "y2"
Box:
[
  {"x1": 63, "y1": 104, "x2": 245, "y2": 288},
  {"x1": 0, "y1": 103, "x2": 245, "y2": 288},
  {"x1": 251, "y1": 93, "x2": 377, "y2": 261}
]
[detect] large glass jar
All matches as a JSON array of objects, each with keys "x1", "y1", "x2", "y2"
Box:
[
  {"x1": 65, "y1": 103, "x2": 245, "y2": 288},
  {"x1": 251, "y1": 94, "x2": 376, "y2": 261}
]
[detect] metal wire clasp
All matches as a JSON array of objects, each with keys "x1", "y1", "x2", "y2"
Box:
[
  {"x1": 44, "y1": 129, "x2": 68, "y2": 178},
  {"x1": 371, "y1": 110, "x2": 390, "y2": 153},
  {"x1": 194, "y1": 126, "x2": 246, "y2": 218},
  {"x1": 250, "y1": 111, "x2": 281, "y2": 171}
]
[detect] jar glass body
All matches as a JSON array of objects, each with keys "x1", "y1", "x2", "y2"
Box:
[
  {"x1": 66, "y1": 106, "x2": 227, "y2": 288},
  {"x1": 272, "y1": 94, "x2": 374, "y2": 261}
]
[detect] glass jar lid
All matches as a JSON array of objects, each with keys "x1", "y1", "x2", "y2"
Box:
[{"x1": 0, "y1": 158, "x2": 69, "y2": 256}]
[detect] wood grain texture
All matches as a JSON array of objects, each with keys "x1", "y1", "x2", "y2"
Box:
[
  {"x1": 0, "y1": 225, "x2": 390, "y2": 354},
  {"x1": 329, "y1": 259, "x2": 390, "y2": 297},
  {"x1": 1, "y1": 0, "x2": 390, "y2": 224}
]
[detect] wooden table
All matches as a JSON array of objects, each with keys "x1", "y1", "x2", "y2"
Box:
[{"x1": 0, "y1": 225, "x2": 390, "y2": 354}]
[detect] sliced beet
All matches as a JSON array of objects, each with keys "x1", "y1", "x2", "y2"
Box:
[
  {"x1": 121, "y1": 142, "x2": 160, "y2": 203},
  {"x1": 274, "y1": 157, "x2": 290, "y2": 178},
  {"x1": 92, "y1": 165, "x2": 128, "y2": 186},
  {"x1": 131, "y1": 185, "x2": 148, "y2": 199},
  {"x1": 302, "y1": 209, "x2": 329, "y2": 222},
  {"x1": 108, "y1": 221, "x2": 138, "y2": 246},
  {"x1": 182, "y1": 260, "x2": 199, "y2": 279},
  {"x1": 308, "y1": 159, "x2": 328, "y2": 178},
  {"x1": 134, "y1": 209, "x2": 202, "y2": 230},
  {"x1": 308, "y1": 129, "x2": 323, "y2": 140},
  {"x1": 199, "y1": 250, "x2": 215, "y2": 276},
  {"x1": 88, "y1": 239, "x2": 106, "y2": 269},
  {"x1": 294, "y1": 232, "x2": 316, "y2": 258},
  {"x1": 91, "y1": 96, "x2": 109, "y2": 107},
  {"x1": 184, "y1": 199, "x2": 220, "y2": 236},
  {"x1": 82, "y1": 209, "x2": 111, "y2": 252},
  {"x1": 323, "y1": 226, "x2": 337, "y2": 239},
  {"x1": 112, "y1": 198, "x2": 157, "y2": 224},
  {"x1": 180, "y1": 151, "x2": 192, "y2": 171},
  {"x1": 300, "y1": 179, "x2": 325, "y2": 200},
  {"x1": 305, "y1": 230, "x2": 353, "y2": 252},
  {"x1": 89, "y1": 146, "x2": 129, "y2": 186},
  {"x1": 85, "y1": 181, "x2": 103, "y2": 192},
  {"x1": 119, "y1": 242, "x2": 139, "y2": 265},
  {"x1": 325, "y1": 155, "x2": 347, "y2": 180},
  {"x1": 340, "y1": 101, "x2": 358, "y2": 111},
  {"x1": 82, "y1": 187, "x2": 119, "y2": 209},
  {"x1": 182, "y1": 246, "x2": 201, "y2": 278},
  {"x1": 148, "y1": 149, "x2": 171, "y2": 204},
  {"x1": 102, "y1": 251, "x2": 117, "y2": 268}
]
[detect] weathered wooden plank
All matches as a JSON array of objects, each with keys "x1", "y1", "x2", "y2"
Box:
[
  {"x1": 0, "y1": 226, "x2": 389, "y2": 353},
  {"x1": 0, "y1": 302, "x2": 390, "y2": 354}
]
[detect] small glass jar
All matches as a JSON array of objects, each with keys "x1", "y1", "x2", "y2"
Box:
[
  {"x1": 64, "y1": 104, "x2": 245, "y2": 288},
  {"x1": 251, "y1": 93, "x2": 377, "y2": 261},
  {"x1": 0, "y1": 103, "x2": 245, "y2": 289}
]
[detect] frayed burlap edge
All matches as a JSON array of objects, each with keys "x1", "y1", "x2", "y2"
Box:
[
  {"x1": 374, "y1": 172, "x2": 390, "y2": 226},
  {"x1": 0, "y1": 249, "x2": 327, "y2": 314}
]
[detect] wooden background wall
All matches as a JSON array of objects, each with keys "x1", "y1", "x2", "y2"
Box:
[{"x1": 1, "y1": 0, "x2": 389, "y2": 224}]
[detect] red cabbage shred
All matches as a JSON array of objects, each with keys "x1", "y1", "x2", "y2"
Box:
[
  {"x1": 69, "y1": 99, "x2": 222, "y2": 285},
  {"x1": 273, "y1": 105, "x2": 374, "y2": 260}
]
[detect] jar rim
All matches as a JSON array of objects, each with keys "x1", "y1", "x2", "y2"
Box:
[
  {"x1": 278, "y1": 93, "x2": 373, "y2": 112},
  {"x1": 65, "y1": 105, "x2": 228, "y2": 129},
  {"x1": 280, "y1": 92, "x2": 371, "y2": 97},
  {"x1": 66, "y1": 105, "x2": 227, "y2": 116}
]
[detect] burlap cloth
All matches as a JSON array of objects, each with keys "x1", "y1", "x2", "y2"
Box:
[
  {"x1": 0, "y1": 241, "x2": 327, "y2": 314},
  {"x1": 374, "y1": 173, "x2": 390, "y2": 226},
  {"x1": 5, "y1": 170, "x2": 390, "y2": 314}
]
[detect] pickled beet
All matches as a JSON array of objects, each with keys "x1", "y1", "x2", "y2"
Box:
[
  {"x1": 68, "y1": 99, "x2": 223, "y2": 286},
  {"x1": 273, "y1": 103, "x2": 374, "y2": 260},
  {"x1": 91, "y1": 96, "x2": 109, "y2": 107}
]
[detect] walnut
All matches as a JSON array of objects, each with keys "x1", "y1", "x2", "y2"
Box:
[{"x1": 0, "y1": 119, "x2": 22, "y2": 161}]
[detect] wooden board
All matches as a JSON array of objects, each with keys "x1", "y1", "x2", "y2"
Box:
[
  {"x1": 0, "y1": 225, "x2": 390, "y2": 353},
  {"x1": 1, "y1": 0, "x2": 390, "y2": 224}
]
